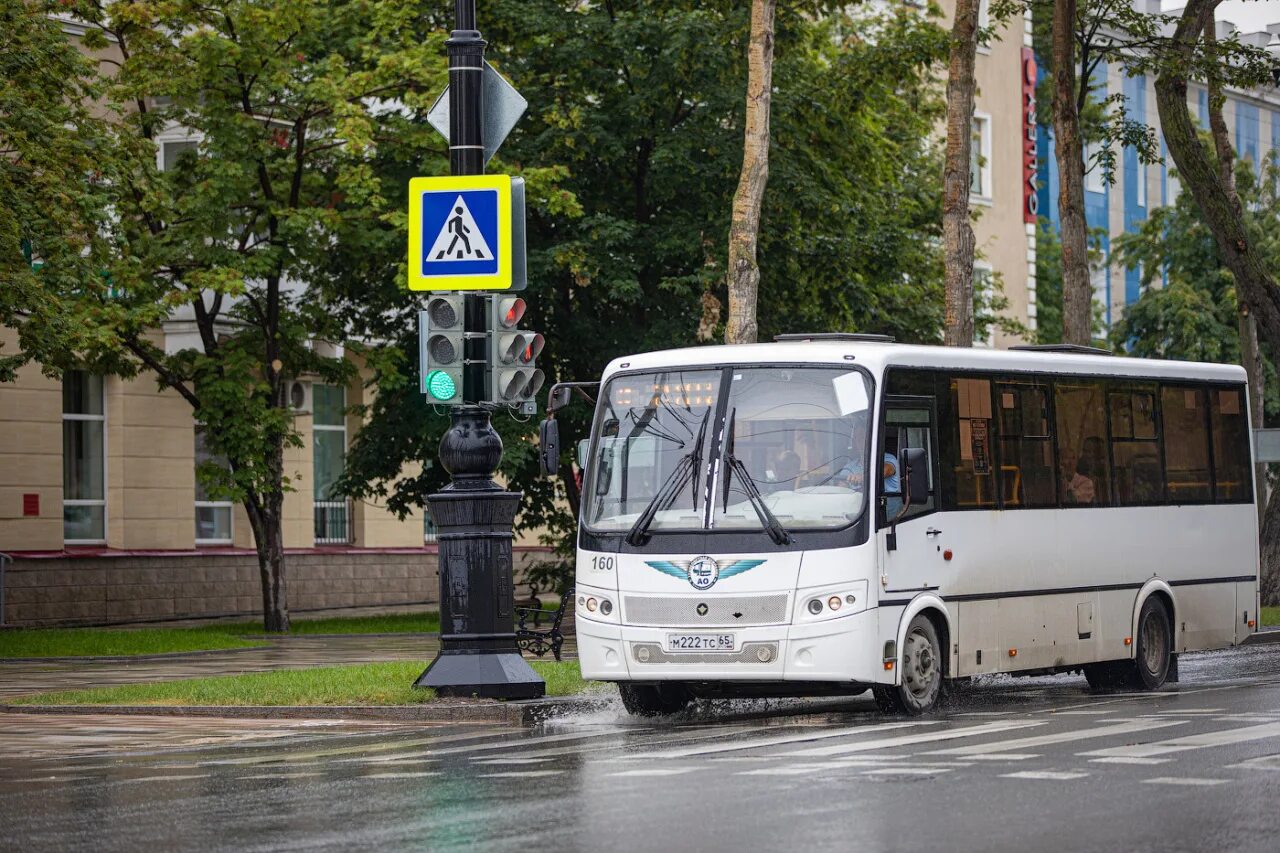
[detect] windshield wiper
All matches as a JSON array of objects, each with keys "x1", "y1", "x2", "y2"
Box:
[
  {"x1": 625, "y1": 409, "x2": 710, "y2": 546},
  {"x1": 720, "y1": 409, "x2": 793, "y2": 546}
]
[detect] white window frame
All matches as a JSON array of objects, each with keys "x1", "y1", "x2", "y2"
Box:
[
  {"x1": 62, "y1": 372, "x2": 107, "y2": 545},
  {"x1": 155, "y1": 125, "x2": 204, "y2": 172},
  {"x1": 313, "y1": 385, "x2": 350, "y2": 544},
  {"x1": 973, "y1": 261, "x2": 995, "y2": 349},
  {"x1": 976, "y1": 0, "x2": 992, "y2": 55},
  {"x1": 194, "y1": 426, "x2": 234, "y2": 546},
  {"x1": 971, "y1": 113, "x2": 993, "y2": 205}
]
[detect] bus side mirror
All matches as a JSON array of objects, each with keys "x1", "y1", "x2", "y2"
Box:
[
  {"x1": 902, "y1": 447, "x2": 929, "y2": 507},
  {"x1": 538, "y1": 418, "x2": 560, "y2": 477}
]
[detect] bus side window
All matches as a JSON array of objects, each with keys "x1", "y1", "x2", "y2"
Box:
[
  {"x1": 996, "y1": 378, "x2": 1056, "y2": 508},
  {"x1": 941, "y1": 375, "x2": 996, "y2": 509},
  {"x1": 1054, "y1": 381, "x2": 1111, "y2": 507},
  {"x1": 1161, "y1": 386, "x2": 1212, "y2": 503},
  {"x1": 1108, "y1": 384, "x2": 1163, "y2": 506},
  {"x1": 1210, "y1": 386, "x2": 1252, "y2": 502}
]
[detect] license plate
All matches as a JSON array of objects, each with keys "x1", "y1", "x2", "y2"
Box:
[{"x1": 666, "y1": 633, "x2": 735, "y2": 652}]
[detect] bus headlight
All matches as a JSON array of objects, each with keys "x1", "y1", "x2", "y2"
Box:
[
  {"x1": 807, "y1": 599, "x2": 824, "y2": 615},
  {"x1": 828, "y1": 595, "x2": 843, "y2": 611},
  {"x1": 600, "y1": 599, "x2": 613, "y2": 616}
]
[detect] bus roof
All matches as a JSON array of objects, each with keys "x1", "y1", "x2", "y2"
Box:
[{"x1": 602, "y1": 340, "x2": 1247, "y2": 384}]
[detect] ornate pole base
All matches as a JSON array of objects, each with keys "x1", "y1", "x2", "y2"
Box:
[{"x1": 415, "y1": 407, "x2": 545, "y2": 699}]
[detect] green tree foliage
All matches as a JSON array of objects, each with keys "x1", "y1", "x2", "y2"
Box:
[
  {"x1": 1111, "y1": 155, "x2": 1280, "y2": 421},
  {"x1": 335, "y1": 1, "x2": 951, "y2": 593},
  {"x1": 3, "y1": 1, "x2": 444, "y2": 630},
  {"x1": 0, "y1": 4, "x2": 117, "y2": 381}
]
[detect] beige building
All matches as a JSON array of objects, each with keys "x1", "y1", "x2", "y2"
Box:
[{"x1": 0, "y1": 18, "x2": 547, "y2": 627}]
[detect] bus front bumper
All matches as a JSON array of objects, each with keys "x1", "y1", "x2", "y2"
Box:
[{"x1": 576, "y1": 608, "x2": 884, "y2": 684}]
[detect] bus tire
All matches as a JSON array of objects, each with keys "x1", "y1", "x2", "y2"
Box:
[
  {"x1": 1130, "y1": 597, "x2": 1172, "y2": 690},
  {"x1": 618, "y1": 683, "x2": 692, "y2": 717},
  {"x1": 872, "y1": 615, "x2": 943, "y2": 715}
]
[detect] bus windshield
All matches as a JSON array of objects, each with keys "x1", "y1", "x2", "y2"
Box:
[{"x1": 584, "y1": 366, "x2": 873, "y2": 534}]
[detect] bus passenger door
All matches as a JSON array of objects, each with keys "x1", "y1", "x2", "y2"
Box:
[{"x1": 877, "y1": 397, "x2": 944, "y2": 595}]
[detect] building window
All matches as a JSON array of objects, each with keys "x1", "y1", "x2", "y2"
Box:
[
  {"x1": 313, "y1": 384, "x2": 351, "y2": 544},
  {"x1": 159, "y1": 139, "x2": 199, "y2": 172},
  {"x1": 63, "y1": 371, "x2": 106, "y2": 542},
  {"x1": 970, "y1": 114, "x2": 992, "y2": 200},
  {"x1": 194, "y1": 427, "x2": 233, "y2": 544},
  {"x1": 973, "y1": 263, "x2": 995, "y2": 348},
  {"x1": 1084, "y1": 140, "x2": 1105, "y2": 193}
]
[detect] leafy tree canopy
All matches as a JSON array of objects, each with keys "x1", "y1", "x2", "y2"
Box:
[{"x1": 335, "y1": 1, "x2": 952, "y2": 591}]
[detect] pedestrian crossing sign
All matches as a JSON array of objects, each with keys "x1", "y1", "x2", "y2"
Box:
[{"x1": 408, "y1": 175, "x2": 513, "y2": 290}]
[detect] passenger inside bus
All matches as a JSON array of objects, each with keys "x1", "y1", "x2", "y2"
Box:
[{"x1": 1066, "y1": 436, "x2": 1107, "y2": 504}]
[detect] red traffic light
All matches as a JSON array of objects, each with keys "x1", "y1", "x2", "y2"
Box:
[{"x1": 497, "y1": 297, "x2": 526, "y2": 328}]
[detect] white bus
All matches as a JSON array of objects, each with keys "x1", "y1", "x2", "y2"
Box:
[{"x1": 547, "y1": 334, "x2": 1261, "y2": 715}]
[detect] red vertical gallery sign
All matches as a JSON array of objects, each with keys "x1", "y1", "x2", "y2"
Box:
[{"x1": 1022, "y1": 47, "x2": 1039, "y2": 223}]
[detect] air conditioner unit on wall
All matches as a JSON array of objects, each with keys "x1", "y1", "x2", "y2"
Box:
[{"x1": 289, "y1": 380, "x2": 313, "y2": 414}]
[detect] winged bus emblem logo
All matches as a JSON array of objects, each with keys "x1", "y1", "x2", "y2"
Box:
[{"x1": 644, "y1": 556, "x2": 766, "y2": 590}]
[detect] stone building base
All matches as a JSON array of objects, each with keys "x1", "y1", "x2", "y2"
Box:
[{"x1": 0, "y1": 546, "x2": 556, "y2": 628}]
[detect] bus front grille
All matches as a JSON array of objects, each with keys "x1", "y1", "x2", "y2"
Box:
[{"x1": 622, "y1": 594, "x2": 789, "y2": 627}]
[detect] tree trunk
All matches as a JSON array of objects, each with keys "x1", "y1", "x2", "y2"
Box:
[
  {"x1": 1158, "y1": 0, "x2": 1280, "y2": 602},
  {"x1": 1155, "y1": 1, "x2": 1280, "y2": 353},
  {"x1": 1053, "y1": 0, "x2": 1092, "y2": 346},
  {"x1": 1261, "y1": 487, "x2": 1280, "y2": 607},
  {"x1": 242, "y1": 452, "x2": 290, "y2": 633},
  {"x1": 1202, "y1": 14, "x2": 1268, "y2": 526},
  {"x1": 725, "y1": 0, "x2": 776, "y2": 346},
  {"x1": 942, "y1": 0, "x2": 980, "y2": 348}
]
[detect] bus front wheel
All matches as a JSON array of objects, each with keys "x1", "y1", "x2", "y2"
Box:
[
  {"x1": 618, "y1": 683, "x2": 693, "y2": 717},
  {"x1": 872, "y1": 615, "x2": 943, "y2": 715}
]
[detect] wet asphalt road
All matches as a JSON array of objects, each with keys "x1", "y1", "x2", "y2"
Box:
[{"x1": 3, "y1": 644, "x2": 1280, "y2": 853}]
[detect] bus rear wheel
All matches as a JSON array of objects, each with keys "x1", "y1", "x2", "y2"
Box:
[
  {"x1": 618, "y1": 683, "x2": 693, "y2": 717},
  {"x1": 1130, "y1": 597, "x2": 1173, "y2": 690},
  {"x1": 872, "y1": 615, "x2": 943, "y2": 715}
]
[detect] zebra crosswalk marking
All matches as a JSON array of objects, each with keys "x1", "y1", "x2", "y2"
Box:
[
  {"x1": 475, "y1": 725, "x2": 758, "y2": 763},
  {"x1": 617, "y1": 721, "x2": 934, "y2": 761},
  {"x1": 370, "y1": 727, "x2": 640, "y2": 761},
  {"x1": 924, "y1": 719, "x2": 1187, "y2": 757},
  {"x1": 608, "y1": 768, "x2": 699, "y2": 778},
  {"x1": 770, "y1": 720, "x2": 1044, "y2": 759},
  {"x1": 1079, "y1": 721, "x2": 1280, "y2": 760},
  {"x1": 1142, "y1": 777, "x2": 1229, "y2": 786},
  {"x1": 1000, "y1": 770, "x2": 1089, "y2": 781}
]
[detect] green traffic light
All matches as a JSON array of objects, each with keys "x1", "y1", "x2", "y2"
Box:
[{"x1": 426, "y1": 370, "x2": 457, "y2": 401}]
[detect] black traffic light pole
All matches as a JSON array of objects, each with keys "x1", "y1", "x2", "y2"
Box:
[{"x1": 415, "y1": 0, "x2": 545, "y2": 699}]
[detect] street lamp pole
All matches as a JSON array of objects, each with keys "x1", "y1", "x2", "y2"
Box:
[{"x1": 415, "y1": 0, "x2": 545, "y2": 699}]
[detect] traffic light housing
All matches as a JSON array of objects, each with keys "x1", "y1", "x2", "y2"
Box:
[
  {"x1": 488, "y1": 296, "x2": 545, "y2": 409},
  {"x1": 420, "y1": 295, "x2": 465, "y2": 405}
]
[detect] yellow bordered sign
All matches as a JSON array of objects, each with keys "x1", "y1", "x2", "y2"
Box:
[{"x1": 408, "y1": 175, "x2": 513, "y2": 291}]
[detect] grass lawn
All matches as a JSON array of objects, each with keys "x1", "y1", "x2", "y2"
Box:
[
  {"x1": 0, "y1": 611, "x2": 441, "y2": 660},
  {"x1": 1262, "y1": 606, "x2": 1280, "y2": 628},
  {"x1": 10, "y1": 660, "x2": 595, "y2": 706}
]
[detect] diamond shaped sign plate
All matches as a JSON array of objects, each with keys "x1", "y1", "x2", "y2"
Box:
[{"x1": 428, "y1": 62, "x2": 527, "y2": 164}]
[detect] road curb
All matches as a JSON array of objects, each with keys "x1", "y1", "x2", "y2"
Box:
[
  {"x1": 1243, "y1": 629, "x2": 1280, "y2": 645},
  {"x1": 0, "y1": 695, "x2": 614, "y2": 726}
]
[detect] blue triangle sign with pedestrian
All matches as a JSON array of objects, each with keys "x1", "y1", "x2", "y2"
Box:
[{"x1": 428, "y1": 195, "x2": 494, "y2": 262}]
